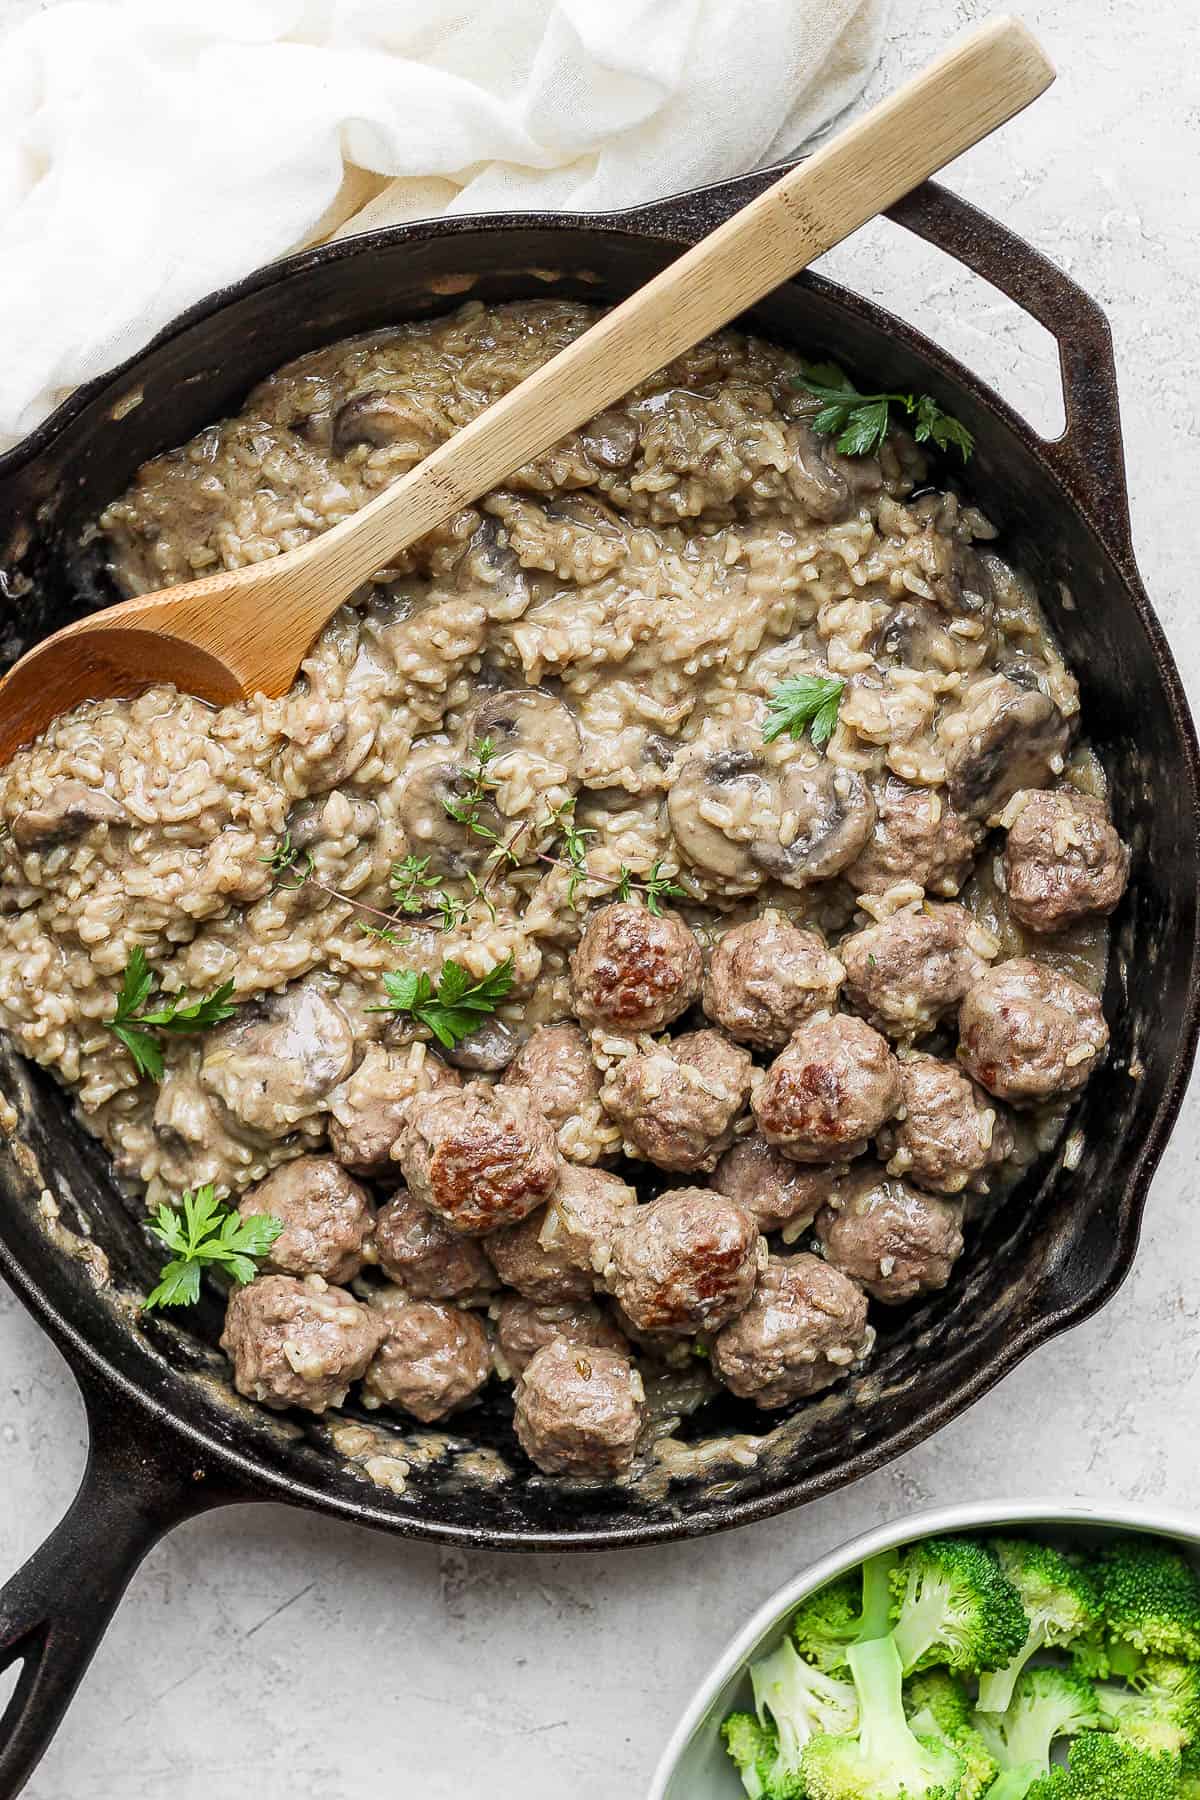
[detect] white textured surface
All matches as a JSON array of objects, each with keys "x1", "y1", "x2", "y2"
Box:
[{"x1": 3, "y1": 1, "x2": 1199, "y2": 1795}]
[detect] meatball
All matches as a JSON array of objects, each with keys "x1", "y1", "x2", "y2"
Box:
[
  {"x1": 711, "y1": 1253, "x2": 872, "y2": 1409},
  {"x1": 942, "y1": 674, "x2": 1071, "y2": 821},
  {"x1": 753, "y1": 1012, "x2": 901, "y2": 1163},
  {"x1": 397, "y1": 1083, "x2": 561, "y2": 1234},
  {"x1": 327, "y1": 1043, "x2": 460, "y2": 1177},
  {"x1": 513, "y1": 1339, "x2": 644, "y2": 1477},
  {"x1": 501, "y1": 1022, "x2": 611, "y2": 1162},
  {"x1": 845, "y1": 775, "x2": 980, "y2": 897},
  {"x1": 374, "y1": 1187, "x2": 497, "y2": 1299},
  {"x1": 604, "y1": 1188, "x2": 762, "y2": 1336},
  {"x1": 484, "y1": 1205, "x2": 595, "y2": 1305},
  {"x1": 815, "y1": 1167, "x2": 964, "y2": 1304},
  {"x1": 958, "y1": 957, "x2": 1109, "y2": 1101},
  {"x1": 360, "y1": 1292, "x2": 490, "y2": 1423},
  {"x1": 1003, "y1": 788, "x2": 1129, "y2": 934},
  {"x1": 492, "y1": 1294, "x2": 629, "y2": 1379},
  {"x1": 600, "y1": 1029, "x2": 753, "y2": 1173},
  {"x1": 702, "y1": 912, "x2": 845, "y2": 1049},
  {"x1": 238, "y1": 1155, "x2": 374, "y2": 1284},
  {"x1": 839, "y1": 903, "x2": 996, "y2": 1039},
  {"x1": 535, "y1": 1164, "x2": 638, "y2": 1278},
  {"x1": 220, "y1": 1274, "x2": 385, "y2": 1413},
  {"x1": 569, "y1": 901, "x2": 702, "y2": 1032},
  {"x1": 877, "y1": 1055, "x2": 1014, "y2": 1195},
  {"x1": 712, "y1": 1133, "x2": 844, "y2": 1240}
]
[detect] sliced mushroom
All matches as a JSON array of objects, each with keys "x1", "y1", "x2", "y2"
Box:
[
  {"x1": 579, "y1": 410, "x2": 640, "y2": 470},
  {"x1": 443, "y1": 1017, "x2": 520, "y2": 1074},
  {"x1": 470, "y1": 687, "x2": 581, "y2": 782},
  {"x1": 396, "y1": 754, "x2": 502, "y2": 879},
  {"x1": 199, "y1": 981, "x2": 355, "y2": 1137},
  {"x1": 287, "y1": 794, "x2": 378, "y2": 851},
  {"x1": 942, "y1": 676, "x2": 1071, "y2": 821},
  {"x1": 332, "y1": 390, "x2": 433, "y2": 456},
  {"x1": 11, "y1": 781, "x2": 126, "y2": 849},
  {"x1": 667, "y1": 728, "x2": 875, "y2": 893}
]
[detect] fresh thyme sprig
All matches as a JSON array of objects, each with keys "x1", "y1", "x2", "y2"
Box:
[
  {"x1": 615, "y1": 860, "x2": 687, "y2": 917},
  {"x1": 259, "y1": 830, "x2": 313, "y2": 890},
  {"x1": 794, "y1": 360, "x2": 974, "y2": 461},
  {"x1": 105, "y1": 948, "x2": 240, "y2": 1082},
  {"x1": 441, "y1": 736, "x2": 500, "y2": 842},
  {"x1": 762, "y1": 674, "x2": 847, "y2": 749},
  {"x1": 366, "y1": 955, "x2": 516, "y2": 1050},
  {"x1": 390, "y1": 853, "x2": 444, "y2": 915},
  {"x1": 144, "y1": 1184, "x2": 283, "y2": 1310}
]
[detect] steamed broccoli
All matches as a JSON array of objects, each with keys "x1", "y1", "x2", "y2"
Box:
[
  {"x1": 792, "y1": 1571, "x2": 865, "y2": 1673},
  {"x1": 1025, "y1": 1729, "x2": 1181, "y2": 1799},
  {"x1": 1095, "y1": 1538, "x2": 1200, "y2": 1664},
  {"x1": 973, "y1": 1667, "x2": 1101, "y2": 1777},
  {"x1": 800, "y1": 1635, "x2": 965, "y2": 1800},
  {"x1": 747, "y1": 1637, "x2": 858, "y2": 1795},
  {"x1": 1095, "y1": 1652, "x2": 1200, "y2": 1755},
  {"x1": 889, "y1": 1537, "x2": 1029, "y2": 1676},
  {"x1": 903, "y1": 1670, "x2": 998, "y2": 1800},
  {"x1": 722, "y1": 1712, "x2": 779, "y2": 1799},
  {"x1": 976, "y1": 1539, "x2": 1100, "y2": 1712},
  {"x1": 1180, "y1": 1741, "x2": 1200, "y2": 1797}
]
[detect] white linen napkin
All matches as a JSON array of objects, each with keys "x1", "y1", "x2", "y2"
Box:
[{"x1": 0, "y1": 0, "x2": 888, "y2": 449}]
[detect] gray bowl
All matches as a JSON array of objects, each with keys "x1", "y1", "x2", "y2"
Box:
[{"x1": 647, "y1": 1497, "x2": 1200, "y2": 1799}]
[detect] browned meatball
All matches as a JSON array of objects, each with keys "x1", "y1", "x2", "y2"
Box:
[
  {"x1": 604, "y1": 1188, "x2": 762, "y2": 1336},
  {"x1": 958, "y1": 956, "x2": 1109, "y2": 1101},
  {"x1": 753, "y1": 1012, "x2": 901, "y2": 1163},
  {"x1": 839, "y1": 903, "x2": 995, "y2": 1039},
  {"x1": 360, "y1": 1292, "x2": 490, "y2": 1422},
  {"x1": 397, "y1": 1083, "x2": 561, "y2": 1234},
  {"x1": 702, "y1": 912, "x2": 845, "y2": 1049},
  {"x1": 513, "y1": 1339, "x2": 644, "y2": 1477},
  {"x1": 328, "y1": 1042, "x2": 460, "y2": 1176},
  {"x1": 1003, "y1": 788, "x2": 1129, "y2": 934},
  {"x1": 536, "y1": 1164, "x2": 638, "y2": 1278},
  {"x1": 711, "y1": 1253, "x2": 872, "y2": 1409},
  {"x1": 220, "y1": 1274, "x2": 385, "y2": 1413},
  {"x1": 374, "y1": 1187, "x2": 497, "y2": 1299},
  {"x1": 492, "y1": 1294, "x2": 629, "y2": 1379},
  {"x1": 845, "y1": 776, "x2": 980, "y2": 897},
  {"x1": 942, "y1": 674, "x2": 1071, "y2": 821},
  {"x1": 238, "y1": 1155, "x2": 374, "y2": 1284},
  {"x1": 815, "y1": 1167, "x2": 964, "y2": 1304},
  {"x1": 711, "y1": 1133, "x2": 844, "y2": 1239},
  {"x1": 877, "y1": 1055, "x2": 1014, "y2": 1195},
  {"x1": 484, "y1": 1205, "x2": 595, "y2": 1305},
  {"x1": 569, "y1": 901, "x2": 702, "y2": 1032},
  {"x1": 501, "y1": 1022, "x2": 601, "y2": 1128},
  {"x1": 600, "y1": 1029, "x2": 753, "y2": 1173}
]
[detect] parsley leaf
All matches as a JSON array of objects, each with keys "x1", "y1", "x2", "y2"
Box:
[
  {"x1": 366, "y1": 955, "x2": 515, "y2": 1050},
  {"x1": 143, "y1": 1184, "x2": 283, "y2": 1311},
  {"x1": 105, "y1": 952, "x2": 240, "y2": 1083},
  {"x1": 794, "y1": 361, "x2": 973, "y2": 462},
  {"x1": 762, "y1": 674, "x2": 847, "y2": 749}
]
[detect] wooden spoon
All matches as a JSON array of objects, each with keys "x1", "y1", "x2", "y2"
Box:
[{"x1": 0, "y1": 17, "x2": 1053, "y2": 762}]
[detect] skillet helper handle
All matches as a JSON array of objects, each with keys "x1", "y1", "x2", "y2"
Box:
[{"x1": 0, "y1": 1379, "x2": 222, "y2": 1799}]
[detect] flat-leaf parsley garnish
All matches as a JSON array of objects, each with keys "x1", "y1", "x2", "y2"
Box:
[
  {"x1": 144, "y1": 1184, "x2": 283, "y2": 1310},
  {"x1": 105, "y1": 948, "x2": 239, "y2": 1082},
  {"x1": 366, "y1": 955, "x2": 515, "y2": 1050},
  {"x1": 762, "y1": 674, "x2": 846, "y2": 749},
  {"x1": 794, "y1": 360, "x2": 974, "y2": 462}
]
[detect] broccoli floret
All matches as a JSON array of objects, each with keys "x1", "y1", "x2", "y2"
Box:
[
  {"x1": 904, "y1": 1673, "x2": 998, "y2": 1800},
  {"x1": 889, "y1": 1537, "x2": 1029, "y2": 1676},
  {"x1": 722, "y1": 1712, "x2": 779, "y2": 1799},
  {"x1": 974, "y1": 1667, "x2": 1101, "y2": 1775},
  {"x1": 748, "y1": 1637, "x2": 858, "y2": 1795},
  {"x1": 976, "y1": 1539, "x2": 1100, "y2": 1712},
  {"x1": 800, "y1": 1635, "x2": 965, "y2": 1800},
  {"x1": 1096, "y1": 1537, "x2": 1200, "y2": 1662},
  {"x1": 1096, "y1": 1652, "x2": 1200, "y2": 1755},
  {"x1": 792, "y1": 1572, "x2": 865, "y2": 1673},
  {"x1": 1180, "y1": 1741, "x2": 1200, "y2": 1797},
  {"x1": 1025, "y1": 1730, "x2": 1181, "y2": 1799}
]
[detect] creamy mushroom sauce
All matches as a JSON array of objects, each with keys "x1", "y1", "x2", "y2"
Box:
[{"x1": 0, "y1": 299, "x2": 1115, "y2": 1480}]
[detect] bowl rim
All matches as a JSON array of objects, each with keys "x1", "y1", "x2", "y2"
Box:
[{"x1": 647, "y1": 1494, "x2": 1200, "y2": 1797}]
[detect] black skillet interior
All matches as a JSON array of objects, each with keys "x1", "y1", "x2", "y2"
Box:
[{"x1": 0, "y1": 173, "x2": 1197, "y2": 1561}]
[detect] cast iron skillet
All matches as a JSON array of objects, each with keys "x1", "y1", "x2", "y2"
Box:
[{"x1": 0, "y1": 165, "x2": 1197, "y2": 1795}]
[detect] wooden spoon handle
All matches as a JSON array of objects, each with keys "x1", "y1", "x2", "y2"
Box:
[{"x1": 277, "y1": 16, "x2": 1052, "y2": 616}]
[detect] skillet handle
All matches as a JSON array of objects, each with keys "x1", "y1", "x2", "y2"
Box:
[
  {"x1": 0, "y1": 1372, "x2": 230, "y2": 1798},
  {"x1": 621, "y1": 169, "x2": 1136, "y2": 574}
]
